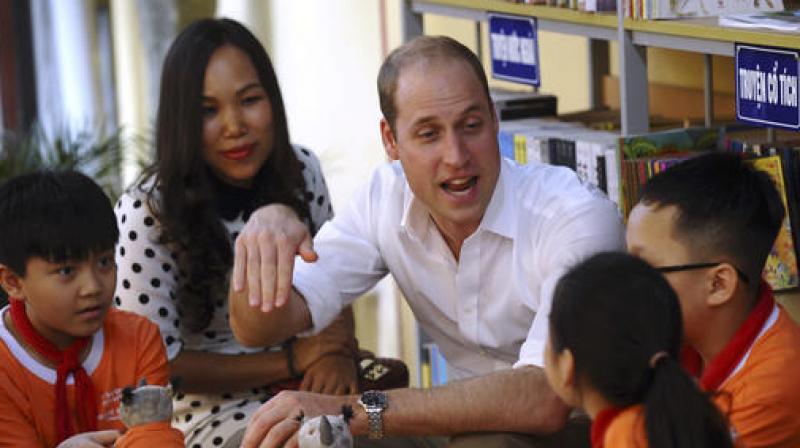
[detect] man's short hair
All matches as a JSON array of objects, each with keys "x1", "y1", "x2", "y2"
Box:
[
  {"x1": 0, "y1": 170, "x2": 119, "y2": 276},
  {"x1": 377, "y1": 35, "x2": 492, "y2": 133},
  {"x1": 639, "y1": 152, "x2": 784, "y2": 288}
]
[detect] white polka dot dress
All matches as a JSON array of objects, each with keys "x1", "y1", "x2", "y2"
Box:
[{"x1": 114, "y1": 145, "x2": 333, "y2": 447}]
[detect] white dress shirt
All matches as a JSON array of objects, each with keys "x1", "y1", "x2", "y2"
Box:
[{"x1": 295, "y1": 158, "x2": 624, "y2": 379}]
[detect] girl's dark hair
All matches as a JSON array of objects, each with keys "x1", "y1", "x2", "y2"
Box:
[
  {"x1": 549, "y1": 252, "x2": 733, "y2": 448},
  {"x1": 0, "y1": 170, "x2": 118, "y2": 276},
  {"x1": 146, "y1": 18, "x2": 310, "y2": 331}
]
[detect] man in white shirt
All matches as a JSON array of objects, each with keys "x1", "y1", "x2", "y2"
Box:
[{"x1": 229, "y1": 35, "x2": 624, "y2": 447}]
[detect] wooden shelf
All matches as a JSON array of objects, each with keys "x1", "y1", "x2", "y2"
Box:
[{"x1": 415, "y1": 0, "x2": 800, "y2": 54}]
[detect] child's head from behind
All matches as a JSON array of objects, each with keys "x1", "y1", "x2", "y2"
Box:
[
  {"x1": 545, "y1": 252, "x2": 682, "y2": 411},
  {"x1": 545, "y1": 252, "x2": 733, "y2": 448},
  {"x1": 626, "y1": 152, "x2": 783, "y2": 349},
  {"x1": 0, "y1": 170, "x2": 119, "y2": 348}
]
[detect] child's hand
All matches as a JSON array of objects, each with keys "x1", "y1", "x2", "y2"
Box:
[{"x1": 56, "y1": 430, "x2": 120, "y2": 448}]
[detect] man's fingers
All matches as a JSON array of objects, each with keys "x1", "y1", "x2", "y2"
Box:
[
  {"x1": 257, "y1": 416, "x2": 301, "y2": 448},
  {"x1": 283, "y1": 432, "x2": 300, "y2": 448},
  {"x1": 242, "y1": 404, "x2": 284, "y2": 448},
  {"x1": 233, "y1": 236, "x2": 247, "y2": 293},
  {"x1": 275, "y1": 234, "x2": 294, "y2": 308}
]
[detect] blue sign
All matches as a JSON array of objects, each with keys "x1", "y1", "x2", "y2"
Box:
[
  {"x1": 736, "y1": 44, "x2": 800, "y2": 130},
  {"x1": 489, "y1": 13, "x2": 540, "y2": 87}
]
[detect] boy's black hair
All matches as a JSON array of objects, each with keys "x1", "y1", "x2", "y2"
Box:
[
  {"x1": 639, "y1": 152, "x2": 784, "y2": 291},
  {"x1": 550, "y1": 252, "x2": 733, "y2": 448},
  {"x1": 0, "y1": 170, "x2": 119, "y2": 276}
]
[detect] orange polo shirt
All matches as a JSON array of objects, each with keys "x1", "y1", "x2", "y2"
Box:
[
  {"x1": 603, "y1": 405, "x2": 649, "y2": 448},
  {"x1": 714, "y1": 305, "x2": 800, "y2": 448},
  {"x1": 0, "y1": 308, "x2": 184, "y2": 447}
]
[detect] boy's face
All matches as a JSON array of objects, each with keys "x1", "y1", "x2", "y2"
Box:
[
  {"x1": 626, "y1": 203, "x2": 710, "y2": 349},
  {"x1": 2, "y1": 249, "x2": 116, "y2": 349}
]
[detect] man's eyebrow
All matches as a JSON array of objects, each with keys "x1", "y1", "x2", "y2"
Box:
[{"x1": 408, "y1": 102, "x2": 485, "y2": 128}]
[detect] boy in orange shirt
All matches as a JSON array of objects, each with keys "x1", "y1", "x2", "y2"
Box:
[
  {"x1": 0, "y1": 171, "x2": 184, "y2": 447},
  {"x1": 627, "y1": 152, "x2": 800, "y2": 447}
]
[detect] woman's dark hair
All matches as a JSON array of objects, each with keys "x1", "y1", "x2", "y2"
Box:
[
  {"x1": 146, "y1": 18, "x2": 310, "y2": 331},
  {"x1": 549, "y1": 252, "x2": 733, "y2": 448}
]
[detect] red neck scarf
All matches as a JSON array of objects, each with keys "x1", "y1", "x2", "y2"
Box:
[
  {"x1": 590, "y1": 407, "x2": 623, "y2": 448},
  {"x1": 681, "y1": 282, "x2": 775, "y2": 391},
  {"x1": 9, "y1": 299, "x2": 97, "y2": 443}
]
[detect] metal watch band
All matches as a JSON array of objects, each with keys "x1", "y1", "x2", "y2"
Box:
[{"x1": 366, "y1": 408, "x2": 384, "y2": 439}]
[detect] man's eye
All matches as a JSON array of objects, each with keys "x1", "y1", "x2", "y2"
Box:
[
  {"x1": 418, "y1": 129, "x2": 437, "y2": 140},
  {"x1": 202, "y1": 105, "x2": 217, "y2": 116}
]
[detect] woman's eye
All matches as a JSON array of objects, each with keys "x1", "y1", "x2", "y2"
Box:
[
  {"x1": 242, "y1": 95, "x2": 263, "y2": 105},
  {"x1": 57, "y1": 266, "x2": 74, "y2": 276}
]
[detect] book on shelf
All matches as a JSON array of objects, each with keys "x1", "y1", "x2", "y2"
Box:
[
  {"x1": 625, "y1": 0, "x2": 783, "y2": 19},
  {"x1": 498, "y1": 116, "x2": 622, "y2": 206},
  {"x1": 423, "y1": 343, "x2": 448, "y2": 387},
  {"x1": 719, "y1": 9, "x2": 800, "y2": 31},
  {"x1": 723, "y1": 127, "x2": 800, "y2": 291},
  {"x1": 498, "y1": 114, "x2": 800, "y2": 291},
  {"x1": 748, "y1": 155, "x2": 799, "y2": 290}
]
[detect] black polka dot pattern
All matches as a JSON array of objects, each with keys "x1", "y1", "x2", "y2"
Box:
[{"x1": 112, "y1": 145, "x2": 330, "y2": 441}]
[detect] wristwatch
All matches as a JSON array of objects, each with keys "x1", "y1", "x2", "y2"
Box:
[{"x1": 358, "y1": 390, "x2": 388, "y2": 439}]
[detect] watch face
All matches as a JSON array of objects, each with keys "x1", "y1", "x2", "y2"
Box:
[{"x1": 360, "y1": 390, "x2": 387, "y2": 408}]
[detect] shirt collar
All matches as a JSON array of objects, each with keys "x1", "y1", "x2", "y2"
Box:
[{"x1": 399, "y1": 158, "x2": 516, "y2": 242}]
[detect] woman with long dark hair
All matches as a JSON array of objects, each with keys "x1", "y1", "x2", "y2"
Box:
[
  {"x1": 114, "y1": 18, "x2": 357, "y2": 447},
  {"x1": 544, "y1": 252, "x2": 733, "y2": 448}
]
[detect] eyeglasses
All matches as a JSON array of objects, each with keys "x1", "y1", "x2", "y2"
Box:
[{"x1": 655, "y1": 262, "x2": 750, "y2": 283}]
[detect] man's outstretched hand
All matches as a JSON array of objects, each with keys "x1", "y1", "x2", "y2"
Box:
[{"x1": 232, "y1": 204, "x2": 318, "y2": 313}]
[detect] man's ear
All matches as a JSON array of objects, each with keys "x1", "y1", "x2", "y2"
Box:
[
  {"x1": 706, "y1": 263, "x2": 738, "y2": 307},
  {"x1": 380, "y1": 119, "x2": 399, "y2": 161},
  {"x1": 0, "y1": 264, "x2": 24, "y2": 300}
]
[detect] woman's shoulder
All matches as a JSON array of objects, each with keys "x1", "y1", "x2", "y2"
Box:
[
  {"x1": 116, "y1": 175, "x2": 161, "y2": 216},
  {"x1": 292, "y1": 144, "x2": 323, "y2": 175}
]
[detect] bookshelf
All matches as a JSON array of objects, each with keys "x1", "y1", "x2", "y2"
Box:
[{"x1": 403, "y1": 0, "x2": 800, "y2": 135}]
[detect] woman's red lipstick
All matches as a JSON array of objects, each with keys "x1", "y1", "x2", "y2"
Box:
[{"x1": 222, "y1": 143, "x2": 255, "y2": 160}]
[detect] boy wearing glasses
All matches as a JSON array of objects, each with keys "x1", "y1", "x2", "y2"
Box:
[{"x1": 626, "y1": 151, "x2": 800, "y2": 447}]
